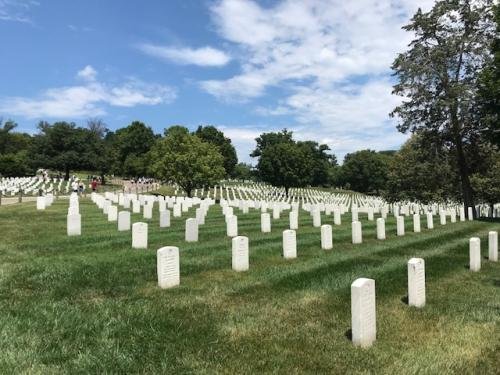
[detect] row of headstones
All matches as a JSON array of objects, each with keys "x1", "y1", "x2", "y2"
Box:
[
  {"x1": 155, "y1": 231, "x2": 498, "y2": 348},
  {"x1": 67, "y1": 193, "x2": 81, "y2": 235},
  {"x1": 353, "y1": 232, "x2": 498, "y2": 348},
  {"x1": 4, "y1": 176, "x2": 69, "y2": 196},
  {"x1": 87, "y1": 193, "x2": 214, "y2": 244}
]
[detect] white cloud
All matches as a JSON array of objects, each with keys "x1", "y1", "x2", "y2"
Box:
[
  {"x1": 0, "y1": 67, "x2": 177, "y2": 119},
  {"x1": 0, "y1": 0, "x2": 38, "y2": 23},
  {"x1": 138, "y1": 44, "x2": 231, "y2": 67},
  {"x1": 202, "y1": 0, "x2": 434, "y2": 157},
  {"x1": 76, "y1": 65, "x2": 97, "y2": 82}
]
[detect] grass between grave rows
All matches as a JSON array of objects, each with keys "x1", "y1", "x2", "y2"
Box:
[{"x1": 0, "y1": 198, "x2": 498, "y2": 374}]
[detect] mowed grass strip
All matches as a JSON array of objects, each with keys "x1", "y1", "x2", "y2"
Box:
[{"x1": 0, "y1": 198, "x2": 498, "y2": 373}]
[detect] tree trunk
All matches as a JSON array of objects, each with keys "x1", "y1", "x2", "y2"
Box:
[
  {"x1": 64, "y1": 167, "x2": 70, "y2": 181},
  {"x1": 453, "y1": 132, "x2": 475, "y2": 219},
  {"x1": 284, "y1": 186, "x2": 289, "y2": 197}
]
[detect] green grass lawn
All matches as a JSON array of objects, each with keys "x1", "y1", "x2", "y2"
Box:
[{"x1": 0, "y1": 198, "x2": 499, "y2": 373}]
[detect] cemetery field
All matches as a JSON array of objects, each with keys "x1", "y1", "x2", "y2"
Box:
[{"x1": 0, "y1": 199, "x2": 499, "y2": 373}]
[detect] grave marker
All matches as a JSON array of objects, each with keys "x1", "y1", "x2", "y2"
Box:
[
  {"x1": 321, "y1": 224, "x2": 333, "y2": 250},
  {"x1": 185, "y1": 218, "x2": 198, "y2": 242},
  {"x1": 157, "y1": 246, "x2": 180, "y2": 288},
  {"x1": 67, "y1": 213, "x2": 81, "y2": 236},
  {"x1": 376, "y1": 218, "x2": 385, "y2": 240},
  {"x1": 132, "y1": 222, "x2": 148, "y2": 249},
  {"x1": 118, "y1": 211, "x2": 131, "y2": 231},
  {"x1": 351, "y1": 278, "x2": 376, "y2": 348},
  {"x1": 407, "y1": 258, "x2": 425, "y2": 308},
  {"x1": 232, "y1": 236, "x2": 249, "y2": 271},
  {"x1": 489, "y1": 231, "x2": 498, "y2": 262},
  {"x1": 469, "y1": 237, "x2": 481, "y2": 271},
  {"x1": 283, "y1": 229, "x2": 297, "y2": 259},
  {"x1": 352, "y1": 221, "x2": 362, "y2": 244}
]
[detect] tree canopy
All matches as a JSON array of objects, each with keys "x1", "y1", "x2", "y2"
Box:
[
  {"x1": 194, "y1": 125, "x2": 238, "y2": 177},
  {"x1": 391, "y1": 0, "x2": 496, "y2": 216},
  {"x1": 149, "y1": 126, "x2": 225, "y2": 197},
  {"x1": 340, "y1": 150, "x2": 389, "y2": 194}
]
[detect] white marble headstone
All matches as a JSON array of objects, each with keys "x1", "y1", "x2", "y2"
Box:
[
  {"x1": 407, "y1": 258, "x2": 425, "y2": 308},
  {"x1": 261, "y1": 213, "x2": 271, "y2": 233},
  {"x1": 352, "y1": 221, "x2": 362, "y2": 244},
  {"x1": 67, "y1": 213, "x2": 81, "y2": 236},
  {"x1": 36, "y1": 196, "x2": 46, "y2": 210},
  {"x1": 469, "y1": 237, "x2": 481, "y2": 271},
  {"x1": 132, "y1": 200, "x2": 141, "y2": 214},
  {"x1": 143, "y1": 204, "x2": 153, "y2": 219},
  {"x1": 334, "y1": 208, "x2": 341, "y2": 225},
  {"x1": 289, "y1": 210, "x2": 298, "y2": 230},
  {"x1": 160, "y1": 210, "x2": 171, "y2": 228},
  {"x1": 108, "y1": 205, "x2": 118, "y2": 222},
  {"x1": 321, "y1": 224, "x2": 333, "y2": 250},
  {"x1": 413, "y1": 214, "x2": 421, "y2": 233},
  {"x1": 157, "y1": 246, "x2": 180, "y2": 288},
  {"x1": 488, "y1": 231, "x2": 498, "y2": 262},
  {"x1": 312, "y1": 208, "x2": 321, "y2": 228},
  {"x1": 132, "y1": 222, "x2": 148, "y2": 249},
  {"x1": 232, "y1": 236, "x2": 249, "y2": 272},
  {"x1": 282, "y1": 229, "x2": 297, "y2": 259},
  {"x1": 185, "y1": 218, "x2": 198, "y2": 242},
  {"x1": 226, "y1": 215, "x2": 238, "y2": 237},
  {"x1": 396, "y1": 216, "x2": 405, "y2": 236},
  {"x1": 118, "y1": 211, "x2": 131, "y2": 231},
  {"x1": 426, "y1": 213, "x2": 434, "y2": 229},
  {"x1": 376, "y1": 218, "x2": 385, "y2": 240},
  {"x1": 351, "y1": 278, "x2": 376, "y2": 348}
]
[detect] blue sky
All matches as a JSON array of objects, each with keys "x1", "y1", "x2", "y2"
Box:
[{"x1": 0, "y1": 0, "x2": 433, "y2": 163}]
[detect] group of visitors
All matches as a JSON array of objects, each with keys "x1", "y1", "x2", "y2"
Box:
[{"x1": 71, "y1": 177, "x2": 100, "y2": 195}]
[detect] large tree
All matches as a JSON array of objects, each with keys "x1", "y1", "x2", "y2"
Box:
[
  {"x1": 476, "y1": 4, "x2": 500, "y2": 147},
  {"x1": 340, "y1": 150, "x2": 389, "y2": 194},
  {"x1": 252, "y1": 129, "x2": 336, "y2": 194},
  {"x1": 384, "y1": 135, "x2": 459, "y2": 204},
  {"x1": 391, "y1": 0, "x2": 496, "y2": 217},
  {"x1": 257, "y1": 141, "x2": 311, "y2": 196},
  {"x1": 113, "y1": 121, "x2": 157, "y2": 177},
  {"x1": 149, "y1": 126, "x2": 225, "y2": 197},
  {"x1": 31, "y1": 121, "x2": 95, "y2": 180},
  {"x1": 297, "y1": 141, "x2": 337, "y2": 186},
  {"x1": 0, "y1": 119, "x2": 32, "y2": 177},
  {"x1": 194, "y1": 125, "x2": 238, "y2": 177},
  {"x1": 250, "y1": 129, "x2": 294, "y2": 158}
]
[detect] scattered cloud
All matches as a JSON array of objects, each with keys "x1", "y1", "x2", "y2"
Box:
[
  {"x1": 201, "y1": 0, "x2": 434, "y2": 157},
  {"x1": 76, "y1": 65, "x2": 97, "y2": 82},
  {"x1": 0, "y1": 66, "x2": 177, "y2": 119},
  {"x1": 0, "y1": 0, "x2": 38, "y2": 23},
  {"x1": 137, "y1": 44, "x2": 231, "y2": 67}
]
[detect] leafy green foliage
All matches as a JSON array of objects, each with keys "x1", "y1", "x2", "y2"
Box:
[
  {"x1": 149, "y1": 127, "x2": 225, "y2": 196},
  {"x1": 257, "y1": 141, "x2": 311, "y2": 195},
  {"x1": 0, "y1": 119, "x2": 33, "y2": 177},
  {"x1": 384, "y1": 136, "x2": 459, "y2": 203},
  {"x1": 112, "y1": 121, "x2": 157, "y2": 177},
  {"x1": 391, "y1": 0, "x2": 496, "y2": 212},
  {"x1": 253, "y1": 130, "x2": 336, "y2": 193},
  {"x1": 477, "y1": 4, "x2": 500, "y2": 147},
  {"x1": 194, "y1": 126, "x2": 238, "y2": 177},
  {"x1": 30, "y1": 121, "x2": 96, "y2": 179},
  {"x1": 232, "y1": 162, "x2": 254, "y2": 181},
  {"x1": 339, "y1": 150, "x2": 389, "y2": 194}
]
